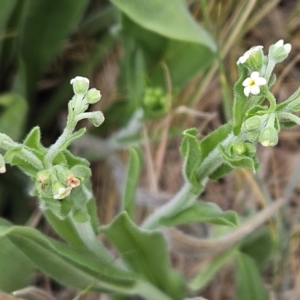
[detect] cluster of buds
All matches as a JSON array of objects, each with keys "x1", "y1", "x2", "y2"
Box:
[
  {"x1": 241, "y1": 113, "x2": 279, "y2": 147},
  {"x1": 143, "y1": 87, "x2": 168, "y2": 118},
  {"x1": 34, "y1": 165, "x2": 81, "y2": 200},
  {"x1": 69, "y1": 76, "x2": 104, "y2": 127}
]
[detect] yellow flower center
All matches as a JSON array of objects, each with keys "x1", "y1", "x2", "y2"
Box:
[{"x1": 249, "y1": 79, "x2": 255, "y2": 86}]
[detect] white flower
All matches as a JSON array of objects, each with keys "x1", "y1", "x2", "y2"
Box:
[
  {"x1": 242, "y1": 71, "x2": 267, "y2": 97},
  {"x1": 237, "y1": 46, "x2": 263, "y2": 64},
  {"x1": 53, "y1": 187, "x2": 72, "y2": 200},
  {"x1": 0, "y1": 166, "x2": 6, "y2": 173},
  {"x1": 274, "y1": 39, "x2": 291, "y2": 54},
  {"x1": 70, "y1": 76, "x2": 89, "y2": 85}
]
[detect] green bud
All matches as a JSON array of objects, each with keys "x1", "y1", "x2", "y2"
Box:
[
  {"x1": 245, "y1": 48, "x2": 264, "y2": 70},
  {"x1": 70, "y1": 76, "x2": 89, "y2": 94},
  {"x1": 259, "y1": 127, "x2": 278, "y2": 147},
  {"x1": 242, "y1": 116, "x2": 261, "y2": 132},
  {"x1": 269, "y1": 40, "x2": 291, "y2": 63},
  {"x1": 232, "y1": 142, "x2": 246, "y2": 155},
  {"x1": 244, "y1": 143, "x2": 256, "y2": 156},
  {"x1": 85, "y1": 88, "x2": 102, "y2": 104},
  {"x1": 89, "y1": 111, "x2": 105, "y2": 127},
  {"x1": 37, "y1": 169, "x2": 51, "y2": 182}
]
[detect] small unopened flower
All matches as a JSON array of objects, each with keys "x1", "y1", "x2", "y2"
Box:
[
  {"x1": 259, "y1": 127, "x2": 278, "y2": 147},
  {"x1": 70, "y1": 76, "x2": 89, "y2": 94},
  {"x1": 237, "y1": 46, "x2": 263, "y2": 64},
  {"x1": 85, "y1": 88, "x2": 101, "y2": 104},
  {"x1": 0, "y1": 166, "x2": 6, "y2": 173},
  {"x1": 274, "y1": 39, "x2": 291, "y2": 55},
  {"x1": 67, "y1": 175, "x2": 81, "y2": 188},
  {"x1": 242, "y1": 71, "x2": 267, "y2": 97},
  {"x1": 53, "y1": 186, "x2": 72, "y2": 200}
]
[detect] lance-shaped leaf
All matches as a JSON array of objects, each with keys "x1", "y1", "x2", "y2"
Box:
[
  {"x1": 159, "y1": 200, "x2": 238, "y2": 227},
  {"x1": 180, "y1": 128, "x2": 202, "y2": 194},
  {"x1": 189, "y1": 246, "x2": 238, "y2": 291},
  {"x1": 101, "y1": 212, "x2": 185, "y2": 300},
  {"x1": 122, "y1": 147, "x2": 142, "y2": 219},
  {"x1": 4, "y1": 146, "x2": 41, "y2": 178},
  {"x1": 235, "y1": 252, "x2": 269, "y2": 300},
  {"x1": 0, "y1": 224, "x2": 141, "y2": 295},
  {"x1": 199, "y1": 123, "x2": 232, "y2": 159},
  {"x1": 23, "y1": 126, "x2": 45, "y2": 152},
  {"x1": 0, "y1": 219, "x2": 34, "y2": 292},
  {"x1": 110, "y1": 0, "x2": 216, "y2": 51}
]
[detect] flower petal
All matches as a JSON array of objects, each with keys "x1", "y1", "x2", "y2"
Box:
[
  {"x1": 256, "y1": 77, "x2": 267, "y2": 85},
  {"x1": 250, "y1": 85, "x2": 260, "y2": 95},
  {"x1": 244, "y1": 87, "x2": 251, "y2": 97}
]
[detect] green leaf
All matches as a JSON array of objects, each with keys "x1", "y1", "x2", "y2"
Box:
[
  {"x1": 199, "y1": 123, "x2": 232, "y2": 159},
  {"x1": 17, "y1": 0, "x2": 89, "y2": 97},
  {"x1": 110, "y1": 0, "x2": 216, "y2": 51},
  {"x1": 0, "y1": 236, "x2": 34, "y2": 292},
  {"x1": 63, "y1": 149, "x2": 90, "y2": 168},
  {"x1": 240, "y1": 228, "x2": 274, "y2": 271},
  {"x1": 0, "y1": 93, "x2": 28, "y2": 141},
  {"x1": 4, "y1": 146, "x2": 40, "y2": 178},
  {"x1": 122, "y1": 147, "x2": 142, "y2": 219},
  {"x1": 180, "y1": 128, "x2": 202, "y2": 194},
  {"x1": 70, "y1": 164, "x2": 92, "y2": 180},
  {"x1": 101, "y1": 212, "x2": 185, "y2": 300},
  {"x1": 159, "y1": 200, "x2": 238, "y2": 227},
  {"x1": 235, "y1": 252, "x2": 269, "y2": 300},
  {"x1": 0, "y1": 224, "x2": 139, "y2": 294},
  {"x1": 23, "y1": 126, "x2": 46, "y2": 152},
  {"x1": 209, "y1": 163, "x2": 233, "y2": 180},
  {"x1": 189, "y1": 246, "x2": 238, "y2": 292},
  {"x1": 120, "y1": 14, "x2": 215, "y2": 93},
  {"x1": 149, "y1": 39, "x2": 215, "y2": 89}
]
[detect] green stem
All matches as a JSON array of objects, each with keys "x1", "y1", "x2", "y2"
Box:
[
  {"x1": 142, "y1": 132, "x2": 239, "y2": 230},
  {"x1": 44, "y1": 126, "x2": 74, "y2": 168},
  {"x1": 265, "y1": 90, "x2": 277, "y2": 113},
  {"x1": 264, "y1": 58, "x2": 276, "y2": 82}
]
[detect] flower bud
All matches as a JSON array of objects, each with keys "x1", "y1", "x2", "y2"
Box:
[
  {"x1": 232, "y1": 142, "x2": 246, "y2": 156},
  {"x1": 89, "y1": 111, "x2": 105, "y2": 127},
  {"x1": 269, "y1": 39, "x2": 291, "y2": 63},
  {"x1": 70, "y1": 76, "x2": 89, "y2": 94},
  {"x1": 244, "y1": 143, "x2": 256, "y2": 156},
  {"x1": 85, "y1": 88, "x2": 102, "y2": 104},
  {"x1": 237, "y1": 46, "x2": 264, "y2": 70},
  {"x1": 259, "y1": 127, "x2": 278, "y2": 147},
  {"x1": 37, "y1": 169, "x2": 51, "y2": 182},
  {"x1": 242, "y1": 116, "x2": 261, "y2": 132}
]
